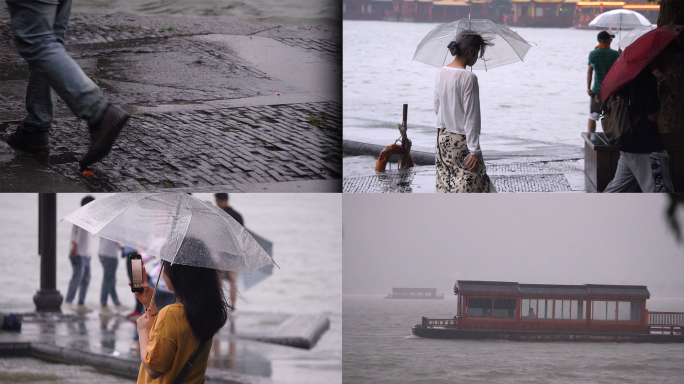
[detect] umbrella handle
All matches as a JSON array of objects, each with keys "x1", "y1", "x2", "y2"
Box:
[{"x1": 147, "y1": 263, "x2": 164, "y2": 313}]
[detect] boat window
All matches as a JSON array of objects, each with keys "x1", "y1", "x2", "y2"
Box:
[
  {"x1": 493, "y1": 299, "x2": 516, "y2": 318},
  {"x1": 554, "y1": 300, "x2": 571, "y2": 320},
  {"x1": 467, "y1": 298, "x2": 492, "y2": 318},
  {"x1": 570, "y1": 300, "x2": 586, "y2": 320},
  {"x1": 522, "y1": 299, "x2": 537, "y2": 319},
  {"x1": 537, "y1": 299, "x2": 553, "y2": 319},
  {"x1": 593, "y1": 301, "x2": 617, "y2": 321},
  {"x1": 618, "y1": 301, "x2": 641, "y2": 322}
]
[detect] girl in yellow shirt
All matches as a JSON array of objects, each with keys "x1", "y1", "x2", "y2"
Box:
[{"x1": 133, "y1": 239, "x2": 230, "y2": 384}]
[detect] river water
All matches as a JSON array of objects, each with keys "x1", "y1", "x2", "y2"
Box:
[
  {"x1": 343, "y1": 294, "x2": 684, "y2": 384},
  {"x1": 72, "y1": 0, "x2": 339, "y2": 25},
  {"x1": 0, "y1": 193, "x2": 341, "y2": 384},
  {"x1": 343, "y1": 21, "x2": 610, "y2": 152}
]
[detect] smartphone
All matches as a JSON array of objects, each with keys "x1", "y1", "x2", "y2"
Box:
[{"x1": 128, "y1": 254, "x2": 144, "y2": 293}]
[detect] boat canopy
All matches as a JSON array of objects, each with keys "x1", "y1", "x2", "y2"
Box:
[{"x1": 454, "y1": 280, "x2": 650, "y2": 300}]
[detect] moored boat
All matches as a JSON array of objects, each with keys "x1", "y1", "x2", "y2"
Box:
[
  {"x1": 385, "y1": 287, "x2": 445, "y2": 299},
  {"x1": 412, "y1": 280, "x2": 684, "y2": 342}
]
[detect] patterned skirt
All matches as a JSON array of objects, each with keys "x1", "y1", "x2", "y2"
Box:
[{"x1": 435, "y1": 128, "x2": 496, "y2": 193}]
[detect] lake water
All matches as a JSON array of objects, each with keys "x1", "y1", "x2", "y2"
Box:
[
  {"x1": 343, "y1": 294, "x2": 684, "y2": 384},
  {"x1": 343, "y1": 21, "x2": 610, "y2": 152},
  {"x1": 0, "y1": 193, "x2": 341, "y2": 384},
  {"x1": 72, "y1": 0, "x2": 339, "y2": 25}
]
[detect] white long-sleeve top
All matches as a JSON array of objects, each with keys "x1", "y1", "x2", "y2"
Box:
[{"x1": 434, "y1": 67, "x2": 482, "y2": 157}]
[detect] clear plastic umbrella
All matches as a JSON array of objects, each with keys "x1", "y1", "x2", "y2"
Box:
[
  {"x1": 589, "y1": 9, "x2": 651, "y2": 41},
  {"x1": 413, "y1": 19, "x2": 532, "y2": 70},
  {"x1": 63, "y1": 193, "x2": 276, "y2": 274},
  {"x1": 619, "y1": 24, "x2": 656, "y2": 49}
]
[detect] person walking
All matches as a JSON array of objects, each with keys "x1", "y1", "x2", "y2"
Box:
[
  {"x1": 134, "y1": 239, "x2": 230, "y2": 384},
  {"x1": 603, "y1": 65, "x2": 674, "y2": 193},
  {"x1": 215, "y1": 193, "x2": 243, "y2": 311},
  {"x1": 434, "y1": 33, "x2": 496, "y2": 193},
  {"x1": 214, "y1": 193, "x2": 244, "y2": 226},
  {"x1": 587, "y1": 31, "x2": 619, "y2": 133},
  {"x1": 98, "y1": 237, "x2": 125, "y2": 316},
  {"x1": 4, "y1": 0, "x2": 128, "y2": 169},
  {"x1": 63, "y1": 196, "x2": 95, "y2": 313}
]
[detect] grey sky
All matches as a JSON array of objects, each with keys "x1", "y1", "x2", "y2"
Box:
[{"x1": 343, "y1": 194, "x2": 684, "y2": 298}]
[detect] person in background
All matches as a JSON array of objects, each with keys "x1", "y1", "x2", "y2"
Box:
[
  {"x1": 98, "y1": 237, "x2": 125, "y2": 316},
  {"x1": 587, "y1": 31, "x2": 619, "y2": 133},
  {"x1": 63, "y1": 196, "x2": 95, "y2": 314},
  {"x1": 4, "y1": 0, "x2": 129, "y2": 168},
  {"x1": 214, "y1": 193, "x2": 243, "y2": 226},
  {"x1": 603, "y1": 62, "x2": 674, "y2": 193},
  {"x1": 215, "y1": 193, "x2": 242, "y2": 312}
]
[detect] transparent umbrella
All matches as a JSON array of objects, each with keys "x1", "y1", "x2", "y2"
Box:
[
  {"x1": 63, "y1": 193, "x2": 276, "y2": 274},
  {"x1": 619, "y1": 24, "x2": 656, "y2": 49},
  {"x1": 413, "y1": 19, "x2": 532, "y2": 70}
]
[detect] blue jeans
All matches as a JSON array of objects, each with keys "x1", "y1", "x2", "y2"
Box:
[
  {"x1": 99, "y1": 256, "x2": 120, "y2": 306},
  {"x1": 6, "y1": 0, "x2": 108, "y2": 132},
  {"x1": 65, "y1": 255, "x2": 90, "y2": 305}
]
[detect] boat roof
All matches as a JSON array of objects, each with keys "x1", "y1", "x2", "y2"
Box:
[{"x1": 454, "y1": 280, "x2": 650, "y2": 299}]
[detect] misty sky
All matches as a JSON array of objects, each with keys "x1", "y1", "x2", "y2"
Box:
[{"x1": 343, "y1": 194, "x2": 684, "y2": 297}]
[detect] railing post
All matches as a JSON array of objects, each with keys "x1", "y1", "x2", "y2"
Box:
[{"x1": 33, "y1": 193, "x2": 63, "y2": 312}]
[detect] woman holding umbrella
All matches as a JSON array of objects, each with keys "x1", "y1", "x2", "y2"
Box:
[
  {"x1": 434, "y1": 33, "x2": 496, "y2": 193},
  {"x1": 135, "y1": 238, "x2": 230, "y2": 384},
  {"x1": 414, "y1": 19, "x2": 532, "y2": 193}
]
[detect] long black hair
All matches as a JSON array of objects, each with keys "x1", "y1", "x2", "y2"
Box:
[
  {"x1": 162, "y1": 238, "x2": 230, "y2": 342},
  {"x1": 447, "y1": 33, "x2": 492, "y2": 59}
]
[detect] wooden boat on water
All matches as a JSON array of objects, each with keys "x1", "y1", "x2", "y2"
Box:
[
  {"x1": 385, "y1": 288, "x2": 445, "y2": 299},
  {"x1": 412, "y1": 280, "x2": 684, "y2": 342}
]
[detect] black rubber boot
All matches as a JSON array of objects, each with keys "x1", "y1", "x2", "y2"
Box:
[
  {"x1": 79, "y1": 104, "x2": 129, "y2": 169},
  {"x1": 5, "y1": 125, "x2": 49, "y2": 152}
]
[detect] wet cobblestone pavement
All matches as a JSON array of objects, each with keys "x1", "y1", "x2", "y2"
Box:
[
  {"x1": 343, "y1": 157, "x2": 585, "y2": 193},
  {"x1": 0, "y1": 9, "x2": 341, "y2": 192}
]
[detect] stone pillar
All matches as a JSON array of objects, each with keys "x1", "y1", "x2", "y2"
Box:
[{"x1": 33, "y1": 193, "x2": 63, "y2": 312}]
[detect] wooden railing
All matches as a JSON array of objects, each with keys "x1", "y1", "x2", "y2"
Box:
[
  {"x1": 649, "y1": 312, "x2": 684, "y2": 326},
  {"x1": 648, "y1": 312, "x2": 684, "y2": 335}
]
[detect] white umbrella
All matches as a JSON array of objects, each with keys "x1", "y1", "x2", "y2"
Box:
[
  {"x1": 589, "y1": 9, "x2": 651, "y2": 41},
  {"x1": 413, "y1": 19, "x2": 532, "y2": 70},
  {"x1": 619, "y1": 24, "x2": 656, "y2": 49}
]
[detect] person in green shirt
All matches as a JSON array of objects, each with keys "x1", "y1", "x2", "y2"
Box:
[{"x1": 587, "y1": 31, "x2": 619, "y2": 133}]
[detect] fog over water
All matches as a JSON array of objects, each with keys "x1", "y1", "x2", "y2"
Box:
[
  {"x1": 343, "y1": 194, "x2": 684, "y2": 384},
  {"x1": 343, "y1": 194, "x2": 684, "y2": 298}
]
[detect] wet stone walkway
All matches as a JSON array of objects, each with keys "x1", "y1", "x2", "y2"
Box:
[
  {"x1": 343, "y1": 159, "x2": 585, "y2": 193},
  {"x1": 0, "y1": 9, "x2": 341, "y2": 192}
]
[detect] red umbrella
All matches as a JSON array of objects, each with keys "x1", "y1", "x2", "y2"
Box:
[{"x1": 601, "y1": 25, "x2": 683, "y2": 103}]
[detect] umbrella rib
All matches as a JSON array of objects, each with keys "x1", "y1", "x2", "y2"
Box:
[{"x1": 167, "y1": 196, "x2": 194, "y2": 265}]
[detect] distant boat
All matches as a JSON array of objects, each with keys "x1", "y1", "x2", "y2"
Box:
[
  {"x1": 412, "y1": 280, "x2": 684, "y2": 342},
  {"x1": 385, "y1": 288, "x2": 445, "y2": 299}
]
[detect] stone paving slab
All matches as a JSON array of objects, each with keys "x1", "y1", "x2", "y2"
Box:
[
  {"x1": 343, "y1": 156, "x2": 586, "y2": 193},
  {"x1": 33, "y1": 102, "x2": 341, "y2": 192},
  {"x1": 0, "y1": 310, "x2": 331, "y2": 383},
  {"x1": 0, "y1": 8, "x2": 341, "y2": 192}
]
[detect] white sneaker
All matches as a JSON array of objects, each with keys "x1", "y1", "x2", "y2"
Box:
[
  {"x1": 62, "y1": 302, "x2": 73, "y2": 311},
  {"x1": 114, "y1": 304, "x2": 129, "y2": 314},
  {"x1": 100, "y1": 305, "x2": 114, "y2": 316},
  {"x1": 75, "y1": 304, "x2": 93, "y2": 314}
]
